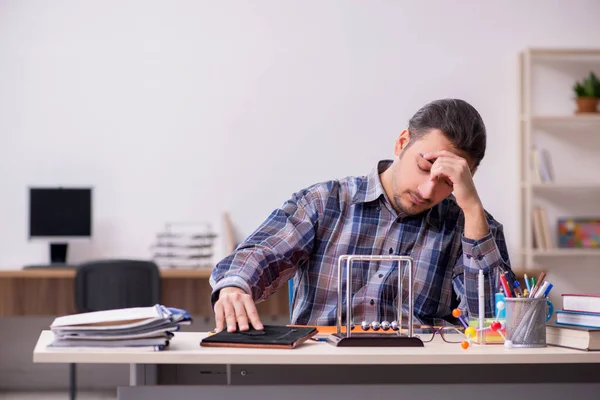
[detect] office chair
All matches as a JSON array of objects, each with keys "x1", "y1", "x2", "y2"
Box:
[{"x1": 70, "y1": 259, "x2": 161, "y2": 400}]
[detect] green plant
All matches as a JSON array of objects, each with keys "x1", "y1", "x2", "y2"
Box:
[{"x1": 573, "y1": 71, "x2": 600, "y2": 98}]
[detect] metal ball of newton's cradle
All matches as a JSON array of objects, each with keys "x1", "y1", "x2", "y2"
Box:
[{"x1": 359, "y1": 321, "x2": 397, "y2": 331}]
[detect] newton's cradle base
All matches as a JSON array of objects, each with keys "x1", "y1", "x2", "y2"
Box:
[{"x1": 327, "y1": 333, "x2": 424, "y2": 347}]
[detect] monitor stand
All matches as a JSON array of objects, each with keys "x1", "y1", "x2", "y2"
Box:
[
  {"x1": 22, "y1": 243, "x2": 73, "y2": 269},
  {"x1": 50, "y1": 242, "x2": 68, "y2": 264}
]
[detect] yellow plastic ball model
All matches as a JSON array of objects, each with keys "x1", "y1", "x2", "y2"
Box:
[{"x1": 464, "y1": 326, "x2": 476, "y2": 338}]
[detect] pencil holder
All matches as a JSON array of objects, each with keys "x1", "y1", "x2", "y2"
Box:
[{"x1": 505, "y1": 297, "x2": 554, "y2": 348}]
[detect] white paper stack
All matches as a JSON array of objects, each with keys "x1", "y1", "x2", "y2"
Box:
[
  {"x1": 151, "y1": 222, "x2": 217, "y2": 269},
  {"x1": 49, "y1": 305, "x2": 192, "y2": 351}
]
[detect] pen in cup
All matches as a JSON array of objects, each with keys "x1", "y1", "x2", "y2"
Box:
[
  {"x1": 524, "y1": 273, "x2": 531, "y2": 292},
  {"x1": 534, "y1": 281, "x2": 549, "y2": 299},
  {"x1": 500, "y1": 273, "x2": 512, "y2": 298},
  {"x1": 542, "y1": 282, "x2": 553, "y2": 298},
  {"x1": 513, "y1": 280, "x2": 524, "y2": 297},
  {"x1": 530, "y1": 272, "x2": 546, "y2": 298}
]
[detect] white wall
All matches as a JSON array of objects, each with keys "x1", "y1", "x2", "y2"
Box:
[
  {"x1": 1, "y1": 0, "x2": 600, "y2": 268},
  {"x1": 2, "y1": 0, "x2": 600, "y2": 392}
]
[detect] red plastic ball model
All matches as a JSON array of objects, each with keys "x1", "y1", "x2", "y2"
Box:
[
  {"x1": 490, "y1": 321, "x2": 502, "y2": 332},
  {"x1": 452, "y1": 309, "x2": 462, "y2": 318}
]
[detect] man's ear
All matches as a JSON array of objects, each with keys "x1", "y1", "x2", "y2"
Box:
[{"x1": 394, "y1": 129, "x2": 411, "y2": 157}]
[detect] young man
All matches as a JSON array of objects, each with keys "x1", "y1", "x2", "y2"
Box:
[{"x1": 210, "y1": 98, "x2": 512, "y2": 333}]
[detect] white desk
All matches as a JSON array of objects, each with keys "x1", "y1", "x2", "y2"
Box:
[
  {"x1": 33, "y1": 330, "x2": 600, "y2": 400},
  {"x1": 33, "y1": 330, "x2": 600, "y2": 365}
]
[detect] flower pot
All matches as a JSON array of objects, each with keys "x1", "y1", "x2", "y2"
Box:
[{"x1": 576, "y1": 97, "x2": 599, "y2": 113}]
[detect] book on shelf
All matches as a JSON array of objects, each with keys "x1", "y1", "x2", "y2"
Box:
[
  {"x1": 546, "y1": 323, "x2": 600, "y2": 351},
  {"x1": 562, "y1": 293, "x2": 600, "y2": 314},
  {"x1": 532, "y1": 206, "x2": 544, "y2": 249},
  {"x1": 532, "y1": 206, "x2": 554, "y2": 249},
  {"x1": 531, "y1": 146, "x2": 554, "y2": 184},
  {"x1": 555, "y1": 310, "x2": 600, "y2": 329}
]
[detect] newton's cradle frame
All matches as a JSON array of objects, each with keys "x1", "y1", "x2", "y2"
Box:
[{"x1": 327, "y1": 255, "x2": 424, "y2": 347}]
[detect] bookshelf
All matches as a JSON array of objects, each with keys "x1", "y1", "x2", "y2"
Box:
[{"x1": 519, "y1": 48, "x2": 600, "y2": 270}]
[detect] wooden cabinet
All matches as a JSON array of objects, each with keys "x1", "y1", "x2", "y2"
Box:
[{"x1": 0, "y1": 269, "x2": 290, "y2": 317}]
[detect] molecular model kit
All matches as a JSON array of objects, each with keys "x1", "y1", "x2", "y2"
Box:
[{"x1": 452, "y1": 301, "x2": 511, "y2": 349}]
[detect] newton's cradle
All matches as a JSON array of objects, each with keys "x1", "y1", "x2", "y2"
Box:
[{"x1": 326, "y1": 255, "x2": 424, "y2": 347}]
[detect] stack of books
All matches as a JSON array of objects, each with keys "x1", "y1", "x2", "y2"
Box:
[
  {"x1": 49, "y1": 305, "x2": 192, "y2": 351},
  {"x1": 151, "y1": 222, "x2": 217, "y2": 269},
  {"x1": 547, "y1": 293, "x2": 600, "y2": 351}
]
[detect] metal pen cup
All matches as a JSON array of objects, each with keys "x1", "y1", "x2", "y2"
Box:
[{"x1": 505, "y1": 297, "x2": 554, "y2": 348}]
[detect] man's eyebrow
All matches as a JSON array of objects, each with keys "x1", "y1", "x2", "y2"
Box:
[{"x1": 419, "y1": 153, "x2": 435, "y2": 165}]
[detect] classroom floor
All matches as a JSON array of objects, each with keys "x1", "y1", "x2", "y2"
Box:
[{"x1": 0, "y1": 391, "x2": 116, "y2": 399}]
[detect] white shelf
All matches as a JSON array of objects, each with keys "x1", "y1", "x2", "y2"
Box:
[
  {"x1": 525, "y1": 248, "x2": 600, "y2": 257},
  {"x1": 528, "y1": 48, "x2": 600, "y2": 56},
  {"x1": 522, "y1": 115, "x2": 600, "y2": 123},
  {"x1": 521, "y1": 182, "x2": 600, "y2": 190}
]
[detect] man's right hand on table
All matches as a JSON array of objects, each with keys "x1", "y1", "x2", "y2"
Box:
[{"x1": 214, "y1": 287, "x2": 264, "y2": 333}]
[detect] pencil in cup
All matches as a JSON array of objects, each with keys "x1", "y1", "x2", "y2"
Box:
[{"x1": 505, "y1": 297, "x2": 553, "y2": 347}]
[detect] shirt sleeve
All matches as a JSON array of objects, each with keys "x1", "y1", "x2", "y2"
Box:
[
  {"x1": 452, "y1": 216, "x2": 512, "y2": 318},
  {"x1": 209, "y1": 189, "x2": 319, "y2": 308}
]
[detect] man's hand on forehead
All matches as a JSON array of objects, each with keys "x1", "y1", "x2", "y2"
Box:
[{"x1": 420, "y1": 150, "x2": 474, "y2": 173}]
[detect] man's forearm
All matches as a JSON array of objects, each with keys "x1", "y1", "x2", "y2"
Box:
[{"x1": 463, "y1": 204, "x2": 489, "y2": 240}]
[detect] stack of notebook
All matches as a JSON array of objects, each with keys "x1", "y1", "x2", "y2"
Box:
[
  {"x1": 547, "y1": 293, "x2": 600, "y2": 351},
  {"x1": 49, "y1": 304, "x2": 192, "y2": 351}
]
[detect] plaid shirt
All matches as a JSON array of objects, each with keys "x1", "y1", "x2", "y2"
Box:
[{"x1": 211, "y1": 160, "x2": 512, "y2": 326}]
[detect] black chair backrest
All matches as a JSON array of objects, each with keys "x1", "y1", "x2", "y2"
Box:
[{"x1": 75, "y1": 259, "x2": 160, "y2": 312}]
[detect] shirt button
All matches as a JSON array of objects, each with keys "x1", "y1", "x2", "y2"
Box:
[
  {"x1": 388, "y1": 248, "x2": 394, "y2": 254},
  {"x1": 370, "y1": 299, "x2": 375, "y2": 306},
  {"x1": 378, "y1": 274, "x2": 383, "y2": 278}
]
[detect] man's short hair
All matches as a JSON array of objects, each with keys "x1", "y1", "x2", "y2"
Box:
[{"x1": 408, "y1": 99, "x2": 486, "y2": 168}]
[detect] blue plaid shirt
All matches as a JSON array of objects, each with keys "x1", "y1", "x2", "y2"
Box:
[{"x1": 211, "y1": 160, "x2": 512, "y2": 326}]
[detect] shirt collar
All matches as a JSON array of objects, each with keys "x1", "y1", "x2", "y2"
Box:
[
  {"x1": 352, "y1": 160, "x2": 451, "y2": 230},
  {"x1": 351, "y1": 160, "x2": 390, "y2": 205},
  {"x1": 352, "y1": 160, "x2": 392, "y2": 204}
]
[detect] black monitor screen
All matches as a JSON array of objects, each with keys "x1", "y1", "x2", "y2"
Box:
[{"x1": 29, "y1": 188, "x2": 92, "y2": 237}]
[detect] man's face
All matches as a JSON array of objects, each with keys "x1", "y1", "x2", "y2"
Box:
[{"x1": 389, "y1": 129, "x2": 474, "y2": 216}]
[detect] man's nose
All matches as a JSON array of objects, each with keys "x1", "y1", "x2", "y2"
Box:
[{"x1": 417, "y1": 180, "x2": 436, "y2": 200}]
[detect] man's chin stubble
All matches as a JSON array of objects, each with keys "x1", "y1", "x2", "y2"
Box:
[
  {"x1": 394, "y1": 197, "x2": 414, "y2": 216},
  {"x1": 394, "y1": 195, "x2": 430, "y2": 216}
]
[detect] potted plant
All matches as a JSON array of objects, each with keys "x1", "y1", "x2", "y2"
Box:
[{"x1": 573, "y1": 71, "x2": 600, "y2": 113}]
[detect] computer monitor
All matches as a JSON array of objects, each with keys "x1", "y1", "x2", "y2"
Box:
[{"x1": 29, "y1": 187, "x2": 92, "y2": 265}]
